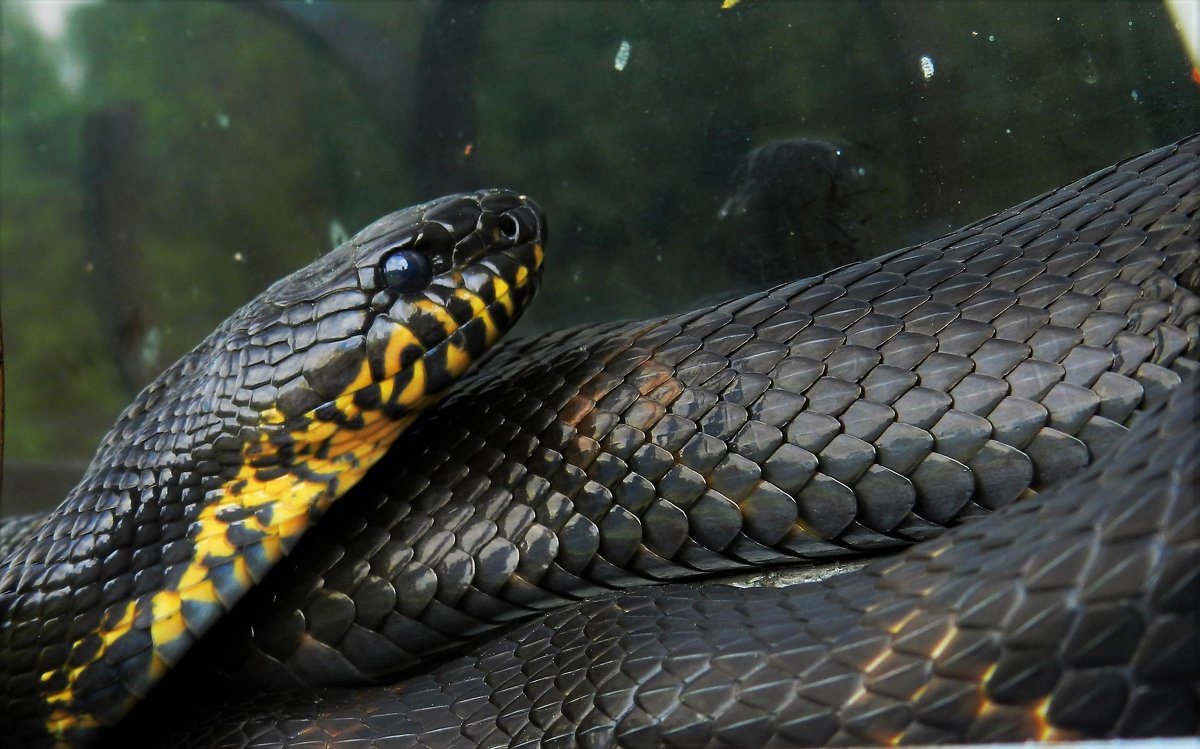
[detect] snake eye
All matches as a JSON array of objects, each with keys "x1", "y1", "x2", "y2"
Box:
[{"x1": 381, "y1": 249, "x2": 433, "y2": 292}]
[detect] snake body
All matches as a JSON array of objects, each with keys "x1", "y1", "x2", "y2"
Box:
[
  {"x1": 1, "y1": 137, "x2": 1198, "y2": 747},
  {"x1": 168, "y1": 363, "x2": 1200, "y2": 748}
]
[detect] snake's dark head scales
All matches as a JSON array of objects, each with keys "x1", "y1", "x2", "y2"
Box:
[{"x1": 0, "y1": 189, "x2": 544, "y2": 748}]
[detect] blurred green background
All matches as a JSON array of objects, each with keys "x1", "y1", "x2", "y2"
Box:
[{"x1": 1, "y1": 0, "x2": 1197, "y2": 514}]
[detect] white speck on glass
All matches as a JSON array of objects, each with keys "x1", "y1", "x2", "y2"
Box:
[
  {"x1": 919, "y1": 55, "x2": 935, "y2": 80},
  {"x1": 614, "y1": 41, "x2": 632, "y2": 72}
]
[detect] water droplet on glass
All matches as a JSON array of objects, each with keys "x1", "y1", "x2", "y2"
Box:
[
  {"x1": 329, "y1": 220, "x2": 349, "y2": 247},
  {"x1": 614, "y1": 40, "x2": 631, "y2": 72},
  {"x1": 141, "y1": 328, "x2": 163, "y2": 368},
  {"x1": 919, "y1": 55, "x2": 935, "y2": 80},
  {"x1": 1078, "y1": 52, "x2": 1100, "y2": 85}
]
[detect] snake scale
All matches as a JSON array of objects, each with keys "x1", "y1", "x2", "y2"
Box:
[{"x1": 2, "y1": 136, "x2": 1198, "y2": 748}]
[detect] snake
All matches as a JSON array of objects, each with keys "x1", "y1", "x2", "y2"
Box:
[
  {"x1": 0, "y1": 190, "x2": 546, "y2": 747},
  {"x1": 0, "y1": 135, "x2": 1197, "y2": 748}
]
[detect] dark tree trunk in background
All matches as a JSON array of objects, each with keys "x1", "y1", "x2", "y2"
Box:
[
  {"x1": 82, "y1": 103, "x2": 157, "y2": 393},
  {"x1": 247, "y1": 0, "x2": 413, "y2": 139},
  {"x1": 245, "y1": 0, "x2": 488, "y2": 196}
]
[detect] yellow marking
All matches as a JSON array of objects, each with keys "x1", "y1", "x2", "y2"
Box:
[
  {"x1": 453, "y1": 287, "x2": 488, "y2": 316},
  {"x1": 46, "y1": 710, "x2": 102, "y2": 744},
  {"x1": 481, "y1": 272, "x2": 529, "y2": 338},
  {"x1": 490, "y1": 276, "x2": 512, "y2": 302},
  {"x1": 343, "y1": 358, "x2": 374, "y2": 394},
  {"x1": 329, "y1": 411, "x2": 409, "y2": 448},
  {"x1": 842, "y1": 643, "x2": 894, "y2": 708},
  {"x1": 333, "y1": 391, "x2": 362, "y2": 421},
  {"x1": 481, "y1": 310, "x2": 500, "y2": 345},
  {"x1": 149, "y1": 592, "x2": 186, "y2": 653},
  {"x1": 973, "y1": 662, "x2": 1069, "y2": 739},
  {"x1": 925, "y1": 540, "x2": 952, "y2": 558},
  {"x1": 301, "y1": 419, "x2": 339, "y2": 444},
  {"x1": 396, "y1": 358, "x2": 428, "y2": 408},
  {"x1": 909, "y1": 681, "x2": 930, "y2": 705},
  {"x1": 444, "y1": 342, "x2": 471, "y2": 378},
  {"x1": 497, "y1": 289, "x2": 516, "y2": 317},
  {"x1": 193, "y1": 520, "x2": 240, "y2": 556},
  {"x1": 414, "y1": 299, "x2": 458, "y2": 334},
  {"x1": 384, "y1": 324, "x2": 423, "y2": 377},
  {"x1": 1030, "y1": 695, "x2": 1073, "y2": 740},
  {"x1": 378, "y1": 376, "x2": 395, "y2": 404},
  {"x1": 43, "y1": 600, "x2": 138, "y2": 734}
]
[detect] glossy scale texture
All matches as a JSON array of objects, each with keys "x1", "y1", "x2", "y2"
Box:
[{"x1": 210, "y1": 136, "x2": 1200, "y2": 698}]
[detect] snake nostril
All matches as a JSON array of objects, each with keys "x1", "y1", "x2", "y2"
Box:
[
  {"x1": 497, "y1": 205, "x2": 542, "y2": 246},
  {"x1": 498, "y1": 212, "x2": 522, "y2": 244}
]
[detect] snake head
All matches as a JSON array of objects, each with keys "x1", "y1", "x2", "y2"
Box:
[
  {"x1": 241, "y1": 188, "x2": 546, "y2": 426},
  {"x1": 206, "y1": 188, "x2": 547, "y2": 550}
]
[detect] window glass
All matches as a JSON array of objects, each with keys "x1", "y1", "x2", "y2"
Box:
[{"x1": 2, "y1": 0, "x2": 1196, "y2": 513}]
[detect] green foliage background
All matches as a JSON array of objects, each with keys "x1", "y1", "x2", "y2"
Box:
[{"x1": 1, "y1": 0, "x2": 1196, "y2": 512}]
